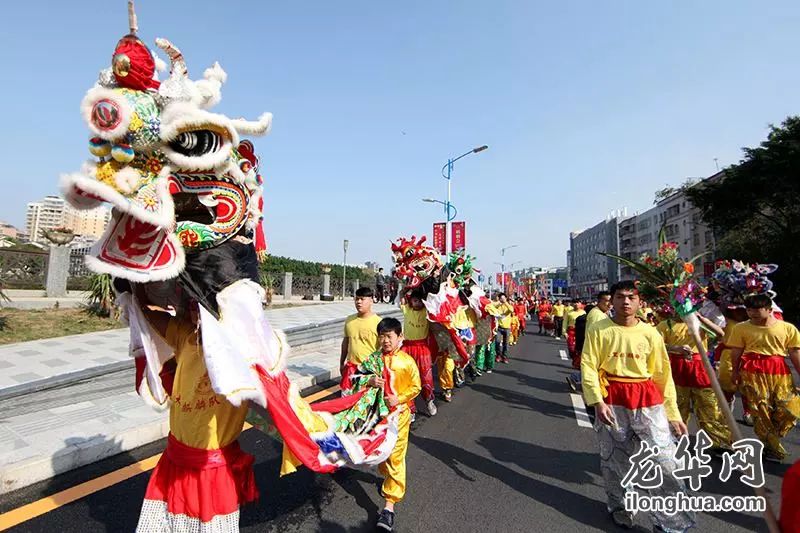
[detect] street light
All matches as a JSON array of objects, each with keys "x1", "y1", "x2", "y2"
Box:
[
  {"x1": 421, "y1": 197, "x2": 458, "y2": 222},
  {"x1": 342, "y1": 239, "x2": 349, "y2": 300},
  {"x1": 439, "y1": 145, "x2": 488, "y2": 253},
  {"x1": 498, "y1": 244, "x2": 518, "y2": 293}
]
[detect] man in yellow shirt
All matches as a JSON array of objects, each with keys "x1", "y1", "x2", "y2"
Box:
[
  {"x1": 494, "y1": 293, "x2": 515, "y2": 364},
  {"x1": 586, "y1": 292, "x2": 612, "y2": 329},
  {"x1": 729, "y1": 293, "x2": 800, "y2": 462},
  {"x1": 340, "y1": 287, "x2": 382, "y2": 389},
  {"x1": 552, "y1": 300, "x2": 566, "y2": 339},
  {"x1": 401, "y1": 290, "x2": 437, "y2": 417},
  {"x1": 581, "y1": 281, "x2": 694, "y2": 531}
]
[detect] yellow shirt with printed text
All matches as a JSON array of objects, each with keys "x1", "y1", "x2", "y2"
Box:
[
  {"x1": 401, "y1": 305, "x2": 429, "y2": 341},
  {"x1": 344, "y1": 313, "x2": 382, "y2": 365},
  {"x1": 581, "y1": 319, "x2": 680, "y2": 421},
  {"x1": 727, "y1": 320, "x2": 800, "y2": 356},
  {"x1": 166, "y1": 321, "x2": 249, "y2": 450}
]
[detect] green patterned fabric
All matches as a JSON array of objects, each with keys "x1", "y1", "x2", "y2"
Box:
[{"x1": 334, "y1": 351, "x2": 390, "y2": 433}]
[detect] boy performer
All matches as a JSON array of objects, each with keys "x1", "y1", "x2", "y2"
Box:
[
  {"x1": 729, "y1": 294, "x2": 800, "y2": 461},
  {"x1": 401, "y1": 290, "x2": 438, "y2": 417},
  {"x1": 514, "y1": 297, "x2": 528, "y2": 337},
  {"x1": 582, "y1": 281, "x2": 695, "y2": 531},
  {"x1": 340, "y1": 287, "x2": 382, "y2": 390},
  {"x1": 656, "y1": 315, "x2": 732, "y2": 450},
  {"x1": 715, "y1": 305, "x2": 754, "y2": 425},
  {"x1": 367, "y1": 318, "x2": 421, "y2": 532}
]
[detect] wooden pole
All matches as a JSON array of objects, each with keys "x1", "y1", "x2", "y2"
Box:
[
  {"x1": 128, "y1": 0, "x2": 138, "y2": 34},
  {"x1": 682, "y1": 312, "x2": 780, "y2": 533}
]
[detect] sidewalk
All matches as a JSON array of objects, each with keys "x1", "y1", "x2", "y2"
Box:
[
  {"x1": 0, "y1": 303, "x2": 401, "y2": 494},
  {"x1": 0, "y1": 302, "x2": 398, "y2": 400}
]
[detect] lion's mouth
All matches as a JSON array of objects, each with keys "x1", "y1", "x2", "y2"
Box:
[{"x1": 173, "y1": 192, "x2": 215, "y2": 225}]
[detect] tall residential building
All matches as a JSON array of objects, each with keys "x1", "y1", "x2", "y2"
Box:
[
  {"x1": 569, "y1": 215, "x2": 623, "y2": 298},
  {"x1": 618, "y1": 172, "x2": 720, "y2": 281},
  {"x1": 26, "y1": 196, "x2": 66, "y2": 243},
  {"x1": 26, "y1": 195, "x2": 110, "y2": 243},
  {"x1": 65, "y1": 206, "x2": 111, "y2": 240}
]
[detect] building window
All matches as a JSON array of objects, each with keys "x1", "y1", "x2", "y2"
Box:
[
  {"x1": 693, "y1": 233, "x2": 700, "y2": 246},
  {"x1": 704, "y1": 230, "x2": 712, "y2": 244}
]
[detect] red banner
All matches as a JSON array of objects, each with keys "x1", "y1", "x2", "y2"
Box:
[
  {"x1": 432, "y1": 223, "x2": 447, "y2": 255},
  {"x1": 496, "y1": 273, "x2": 503, "y2": 285},
  {"x1": 451, "y1": 221, "x2": 466, "y2": 252}
]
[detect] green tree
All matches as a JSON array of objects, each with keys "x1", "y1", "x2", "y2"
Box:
[{"x1": 686, "y1": 116, "x2": 800, "y2": 319}]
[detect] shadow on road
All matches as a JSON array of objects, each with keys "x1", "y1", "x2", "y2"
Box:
[
  {"x1": 477, "y1": 436, "x2": 598, "y2": 486},
  {"x1": 468, "y1": 382, "x2": 576, "y2": 421},
  {"x1": 409, "y1": 433, "x2": 610, "y2": 528}
]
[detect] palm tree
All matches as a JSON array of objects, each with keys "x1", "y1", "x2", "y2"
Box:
[{"x1": 85, "y1": 273, "x2": 116, "y2": 317}]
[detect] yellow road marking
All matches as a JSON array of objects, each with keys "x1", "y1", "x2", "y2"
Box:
[{"x1": 0, "y1": 383, "x2": 341, "y2": 531}]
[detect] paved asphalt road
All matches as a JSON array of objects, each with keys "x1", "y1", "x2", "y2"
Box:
[{"x1": 3, "y1": 326, "x2": 796, "y2": 532}]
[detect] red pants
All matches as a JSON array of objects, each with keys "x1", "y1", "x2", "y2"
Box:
[{"x1": 403, "y1": 338, "x2": 435, "y2": 411}]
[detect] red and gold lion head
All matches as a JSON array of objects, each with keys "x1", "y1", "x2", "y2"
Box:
[{"x1": 391, "y1": 235, "x2": 442, "y2": 290}]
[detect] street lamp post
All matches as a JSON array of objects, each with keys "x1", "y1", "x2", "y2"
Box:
[
  {"x1": 342, "y1": 239, "x2": 349, "y2": 300},
  {"x1": 438, "y1": 145, "x2": 488, "y2": 253},
  {"x1": 499, "y1": 244, "x2": 518, "y2": 293}
]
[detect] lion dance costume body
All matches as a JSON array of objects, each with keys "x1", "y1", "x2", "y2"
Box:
[
  {"x1": 391, "y1": 238, "x2": 496, "y2": 387},
  {"x1": 65, "y1": 7, "x2": 404, "y2": 532}
]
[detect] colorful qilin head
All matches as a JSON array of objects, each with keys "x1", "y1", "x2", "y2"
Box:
[
  {"x1": 447, "y1": 251, "x2": 478, "y2": 289},
  {"x1": 712, "y1": 260, "x2": 778, "y2": 308},
  {"x1": 62, "y1": 27, "x2": 271, "y2": 282},
  {"x1": 391, "y1": 235, "x2": 442, "y2": 290}
]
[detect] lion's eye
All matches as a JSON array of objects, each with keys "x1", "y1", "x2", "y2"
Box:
[{"x1": 169, "y1": 130, "x2": 223, "y2": 157}]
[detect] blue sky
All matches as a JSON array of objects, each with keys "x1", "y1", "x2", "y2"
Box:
[{"x1": 2, "y1": 1, "x2": 799, "y2": 278}]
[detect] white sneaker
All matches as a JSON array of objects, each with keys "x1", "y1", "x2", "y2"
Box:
[
  {"x1": 410, "y1": 413, "x2": 416, "y2": 423},
  {"x1": 427, "y1": 400, "x2": 437, "y2": 416}
]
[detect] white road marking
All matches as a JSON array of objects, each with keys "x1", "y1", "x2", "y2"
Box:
[
  {"x1": 558, "y1": 349, "x2": 569, "y2": 361},
  {"x1": 570, "y1": 393, "x2": 593, "y2": 428}
]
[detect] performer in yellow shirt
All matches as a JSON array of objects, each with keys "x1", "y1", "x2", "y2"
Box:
[
  {"x1": 340, "y1": 287, "x2": 382, "y2": 389},
  {"x1": 729, "y1": 294, "x2": 800, "y2": 462},
  {"x1": 581, "y1": 281, "x2": 695, "y2": 531},
  {"x1": 656, "y1": 316, "x2": 731, "y2": 450},
  {"x1": 370, "y1": 318, "x2": 421, "y2": 532},
  {"x1": 714, "y1": 306, "x2": 754, "y2": 425},
  {"x1": 401, "y1": 290, "x2": 437, "y2": 417},
  {"x1": 494, "y1": 293, "x2": 515, "y2": 363},
  {"x1": 552, "y1": 300, "x2": 566, "y2": 339},
  {"x1": 564, "y1": 303, "x2": 586, "y2": 361},
  {"x1": 133, "y1": 291, "x2": 257, "y2": 532}
]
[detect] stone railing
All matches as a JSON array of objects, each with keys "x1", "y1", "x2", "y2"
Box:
[
  {"x1": 0, "y1": 249, "x2": 49, "y2": 289},
  {"x1": 4, "y1": 244, "x2": 373, "y2": 303}
]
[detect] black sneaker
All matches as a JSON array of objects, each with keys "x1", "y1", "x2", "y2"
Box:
[
  {"x1": 610, "y1": 509, "x2": 634, "y2": 529},
  {"x1": 376, "y1": 509, "x2": 395, "y2": 531},
  {"x1": 565, "y1": 375, "x2": 578, "y2": 392}
]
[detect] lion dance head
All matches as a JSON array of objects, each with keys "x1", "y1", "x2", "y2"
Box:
[
  {"x1": 391, "y1": 235, "x2": 442, "y2": 291},
  {"x1": 62, "y1": 29, "x2": 271, "y2": 283}
]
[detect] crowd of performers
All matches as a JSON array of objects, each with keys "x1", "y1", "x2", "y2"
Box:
[
  {"x1": 527, "y1": 258, "x2": 800, "y2": 532},
  {"x1": 55, "y1": 5, "x2": 800, "y2": 531}
]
